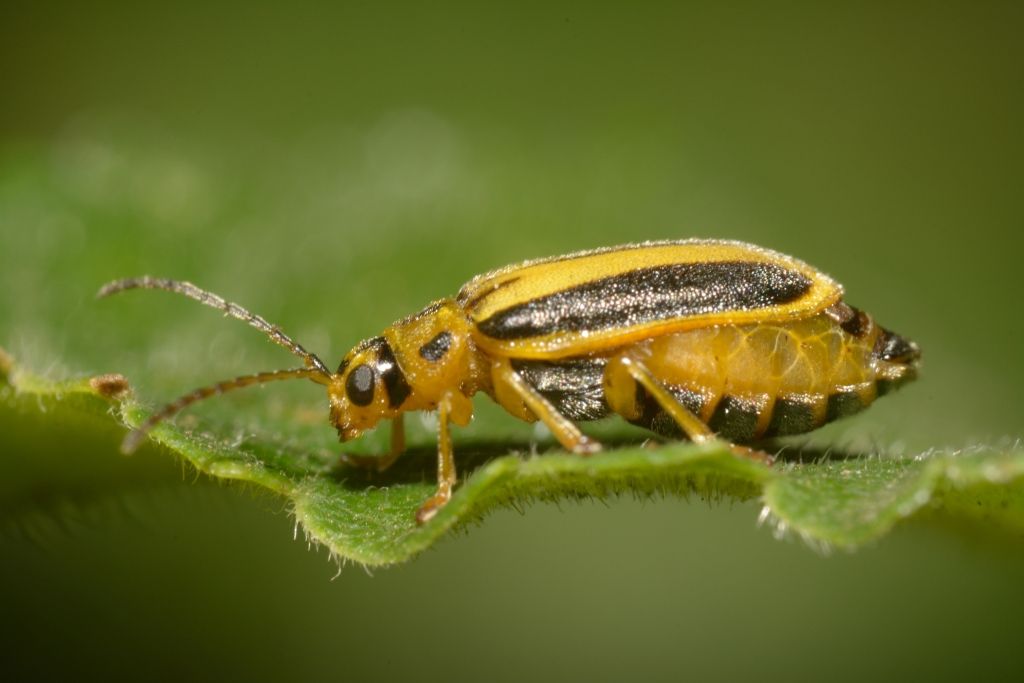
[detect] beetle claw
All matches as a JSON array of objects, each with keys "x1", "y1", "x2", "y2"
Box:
[
  {"x1": 340, "y1": 452, "x2": 393, "y2": 472},
  {"x1": 729, "y1": 443, "x2": 775, "y2": 465},
  {"x1": 415, "y1": 494, "x2": 449, "y2": 524},
  {"x1": 573, "y1": 437, "x2": 602, "y2": 456}
]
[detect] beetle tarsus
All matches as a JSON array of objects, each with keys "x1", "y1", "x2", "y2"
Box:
[
  {"x1": 572, "y1": 436, "x2": 602, "y2": 455},
  {"x1": 415, "y1": 493, "x2": 450, "y2": 524},
  {"x1": 728, "y1": 443, "x2": 775, "y2": 465}
]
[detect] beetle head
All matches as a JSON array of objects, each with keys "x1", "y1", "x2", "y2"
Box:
[
  {"x1": 328, "y1": 336, "x2": 403, "y2": 441},
  {"x1": 327, "y1": 300, "x2": 475, "y2": 442}
]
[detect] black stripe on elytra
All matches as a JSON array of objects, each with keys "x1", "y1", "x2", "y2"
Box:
[
  {"x1": 476, "y1": 261, "x2": 812, "y2": 341},
  {"x1": 376, "y1": 338, "x2": 412, "y2": 408},
  {"x1": 419, "y1": 331, "x2": 453, "y2": 362}
]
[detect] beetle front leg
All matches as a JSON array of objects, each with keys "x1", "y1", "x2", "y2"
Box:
[
  {"x1": 491, "y1": 359, "x2": 601, "y2": 455},
  {"x1": 340, "y1": 414, "x2": 407, "y2": 472},
  {"x1": 415, "y1": 391, "x2": 470, "y2": 524},
  {"x1": 603, "y1": 355, "x2": 773, "y2": 464}
]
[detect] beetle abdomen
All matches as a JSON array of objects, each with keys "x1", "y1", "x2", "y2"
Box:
[
  {"x1": 631, "y1": 311, "x2": 886, "y2": 441},
  {"x1": 507, "y1": 308, "x2": 891, "y2": 441},
  {"x1": 633, "y1": 385, "x2": 876, "y2": 441}
]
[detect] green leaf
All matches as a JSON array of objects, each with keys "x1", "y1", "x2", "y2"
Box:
[
  {"x1": 762, "y1": 449, "x2": 1024, "y2": 549},
  {"x1": 2, "y1": 123, "x2": 1022, "y2": 570},
  {"x1": 3, "y1": 352, "x2": 1022, "y2": 566}
]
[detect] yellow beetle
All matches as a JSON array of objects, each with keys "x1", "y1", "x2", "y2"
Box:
[{"x1": 100, "y1": 239, "x2": 920, "y2": 522}]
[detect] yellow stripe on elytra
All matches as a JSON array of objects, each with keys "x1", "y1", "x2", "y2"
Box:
[
  {"x1": 460, "y1": 240, "x2": 839, "y2": 322},
  {"x1": 461, "y1": 240, "x2": 843, "y2": 359}
]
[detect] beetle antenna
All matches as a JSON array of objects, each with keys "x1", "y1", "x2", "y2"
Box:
[
  {"x1": 98, "y1": 277, "x2": 332, "y2": 378},
  {"x1": 122, "y1": 367, "x2": 326, "y2": 454}
]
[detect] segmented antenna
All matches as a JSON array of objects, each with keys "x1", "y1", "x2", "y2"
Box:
[
  {"x1": 122, "y1": 367, "x2": 324, "y2": 453},
  {"x1": 97, "y1": 276, "x2": 331, "y2": 378}
]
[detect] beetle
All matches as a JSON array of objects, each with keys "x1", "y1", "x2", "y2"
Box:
[{"x1": 99, "y1": 239, "x2": 920, "y2": 523}]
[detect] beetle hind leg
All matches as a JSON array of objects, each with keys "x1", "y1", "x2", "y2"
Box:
[{"x1": 603, "y1": 355, "x2": 773, "y2": 465}]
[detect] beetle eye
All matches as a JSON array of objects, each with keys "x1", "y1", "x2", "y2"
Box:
[{"x1": 346, "y1": 364, "x2": 376, "y2": 406}]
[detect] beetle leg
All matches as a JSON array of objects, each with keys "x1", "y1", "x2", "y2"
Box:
[
  {"x1": 604, "y1": 355, "x2": 773, "y2": 464},
  {"x1": 388, "y1": 413, "x2": 406, "y2": 462},
  {"x1": 340, "y1": 414, "x2": 406, "y2": 472},
  {"x1": 415, "y1": 392, "x2": 459, "y2": 524},
  {"x1": 604, "y1": 355, "x2": 714, "y2": 443},
  {"x1": 491, "y1": 359, "x2": 601, "y2": 454}
]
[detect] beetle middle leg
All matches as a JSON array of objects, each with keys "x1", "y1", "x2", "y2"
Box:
[
  {"x1": 491, "y1": 359, "x2": 601, "y2": 455},
  {"x1": 603, "y1": 354, "x2": 773, "y2": 464}
]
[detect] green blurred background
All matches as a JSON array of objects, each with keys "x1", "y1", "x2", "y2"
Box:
[{"x1": 1, "y1": 1, "x2": 1022, "y2": 681}]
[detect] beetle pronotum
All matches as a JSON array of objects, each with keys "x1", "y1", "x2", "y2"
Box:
[{"x1": 100, "y1": 239, "x2": 920, "y2": 522}]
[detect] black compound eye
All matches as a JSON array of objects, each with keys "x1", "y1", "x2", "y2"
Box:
[{"x1": 345, "y1": 364, "x2": 376, "y2": 406}]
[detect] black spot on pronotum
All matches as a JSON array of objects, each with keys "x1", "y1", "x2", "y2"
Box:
[
  {"x1": 419, "y1": 331, "x2": 453, "y2": 362},
  {"x1": 346, "y1": 364, "x2": 375, "y2": 406},
  {"x1": 377, "y1": 338, "x2": 412, "y2": 408},
  {"x1": 477, "y1": 261, "x2": 812, "y2": 340}
]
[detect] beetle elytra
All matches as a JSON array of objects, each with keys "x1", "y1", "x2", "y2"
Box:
[{"x1": 99, "y1": 239, "x2": 920, "y2": 523}]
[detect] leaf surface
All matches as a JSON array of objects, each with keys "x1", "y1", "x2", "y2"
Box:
[{"x1": 3, "y1": 358, "x2": 1021, "y2": 566}]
